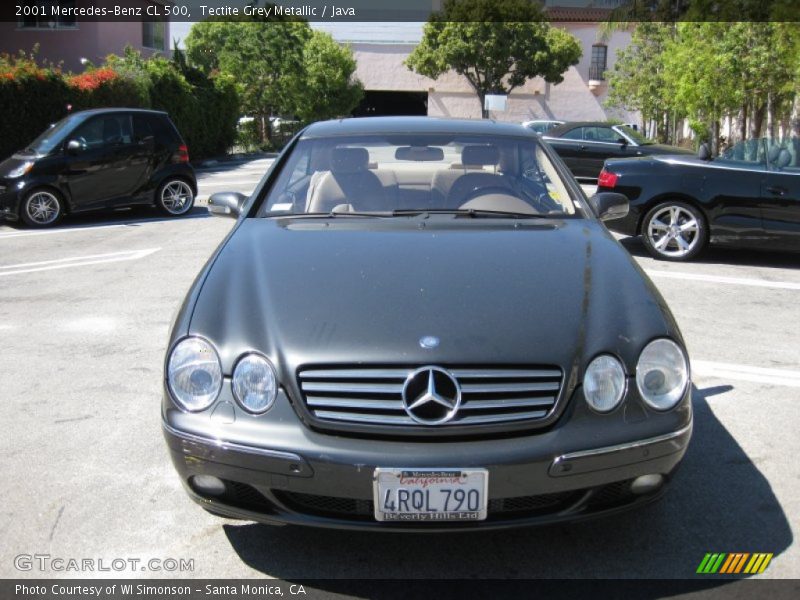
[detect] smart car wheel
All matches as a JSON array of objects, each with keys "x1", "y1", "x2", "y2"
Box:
[
  {"x1": 157, "y1": 179, "x2": 194, "y2": 216},
  {"x1": 21, "y1": 189, "x2": 63, "y2": 228},
  {"x1": 641, "y1": 201, "x2": 707, "y2": 261}
]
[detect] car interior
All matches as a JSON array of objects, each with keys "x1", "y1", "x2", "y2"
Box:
[{"x1": 266, "y1": 140, "x2": 575, "y2": 216}]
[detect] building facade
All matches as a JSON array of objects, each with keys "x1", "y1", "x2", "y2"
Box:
[
  {"x1": 0, "y1": 0, "x2": 171, "y2": 72},
  {"x1": 332, "y1": 8, "x2": 636, "y2": 124}
]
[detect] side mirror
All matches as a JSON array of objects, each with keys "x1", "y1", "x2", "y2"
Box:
[
  {"x1": 208, "y1": 192, "x2": 247, "y2": 218},
  {"x1": 66, "y1": 139, "x2": 83, "y2": 155},
  {"x1": 698, "y1": 143, "x2": 711, "y2": 161},
  {"x1": 618, "y1": 137, "x2": 628, "y2": 147},
  {"x1": 589, "y1": 192, "x2": 629, "y2": 222}
]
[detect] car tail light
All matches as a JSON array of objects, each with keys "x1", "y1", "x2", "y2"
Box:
[
  {"x1": 598, "y1": 169, "x2": 618, "y2": 189},
  {"x1": 174, "y1": 144, "x2": 189, "y2": 163}
]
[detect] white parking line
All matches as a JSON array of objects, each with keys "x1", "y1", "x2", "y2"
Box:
[
  {"x1": 0, "y1": 248, "x2": 160, "y2": 276},
  {"x1": 693, "y1": 360, "x2": 800, "y2": 388},
  {"x1": 0, "y1": 214, "x2": 209, "y2": 239},
  {"x1": 646, "y1": 269, "x2": 800, "y2": 291}
]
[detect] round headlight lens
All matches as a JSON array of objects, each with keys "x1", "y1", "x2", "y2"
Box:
[
  {"x1": 167, "y1": 337, "x2": 222, "y2": 411},
  {"x1": 583, "y1": 354, "x2": 626, "y2": 413},
  {"x1": 636, "y1": 339, "x2": 689, "y2": 411},
  {"x1": 232, "y1": 353, "x2": 278, "y2": 414}
]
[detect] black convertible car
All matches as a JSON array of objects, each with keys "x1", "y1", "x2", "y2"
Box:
[
  {"x1": 600, "y1": 138, "x2": 800, "y2": 261},
  {"x1": 163, "y1": 117, "x2": 692, "y2": 530},
  {"x1": 543, "y1": 122, "x2": 692, "y2": 181}
]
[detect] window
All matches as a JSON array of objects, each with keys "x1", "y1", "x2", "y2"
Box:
[
  {"x1": 73, "y1": 115, "x2": 134, "y2": 149},
  {"x1": 142, "y1": 21, "x2": 166, "y2": 50},
  {"x1": 18, "y1": 1, "x2": 77, "y2": 29},
  {"x1": 585, "y1": 127, "x2": 619, "y2": 143},
  {"x1": 590, "y1": 44, "x2": 608, "y2": 81},
  {"x1": 560, "y1": 127, "x2": 584, "y2": 141}
]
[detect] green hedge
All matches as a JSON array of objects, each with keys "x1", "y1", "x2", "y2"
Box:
[{"x1": 0, "y1": 49, "x2": 239, "y2": 161}]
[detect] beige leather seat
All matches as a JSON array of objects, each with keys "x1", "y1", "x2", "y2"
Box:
[
  {"x1": 440, "y1": 145, "x2": 514, "y2": 208},
  {"x1": 306, "y1": 147, "x2": 387, "y2": 213}
]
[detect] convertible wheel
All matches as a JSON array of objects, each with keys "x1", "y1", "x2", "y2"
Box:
[
  {"x1": 157, "y1": 179, "x2": 195, "y2": 216},
  {"x1": 641, "y1": 201, "x2": 707, "y2": 261},
  {"x1": 20, "y1": 189, "x2": 63, "y2": 228}
]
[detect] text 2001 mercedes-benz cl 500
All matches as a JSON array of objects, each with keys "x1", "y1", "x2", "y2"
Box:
[{"x1": 162, "y1": 117, "x2": 692, "y2": 531}]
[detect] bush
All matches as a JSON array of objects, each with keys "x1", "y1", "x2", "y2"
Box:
[
  {"x1": 0, "y1": 46, "x2": 240, "y2": 161},
  {"x1": 0, "y1": 50, "x2": 72, "y2": 159}
]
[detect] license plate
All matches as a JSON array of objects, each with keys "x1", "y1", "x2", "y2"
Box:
[{"x1": 373, "y1": 468, "x2": 488, "y2": 522}]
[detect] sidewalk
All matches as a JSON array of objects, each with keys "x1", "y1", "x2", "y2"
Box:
[{"x1": 193, "y1": 151, "x2": 278, "y2": 170}]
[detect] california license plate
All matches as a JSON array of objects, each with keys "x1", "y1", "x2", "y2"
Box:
[{"x1": 373, "y1": 468, "x2": 488, "y2": 522}]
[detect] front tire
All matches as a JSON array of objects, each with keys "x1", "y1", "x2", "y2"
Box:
[
  {"x1": 156, "y1": 178, "x2": 195, "y2": 216},
  {"x1": 641, "y1": 201, "x2": 707, "y2": 261},
  {"x1": 20, "y1": 188, "x2": 64, "y2": 228}
]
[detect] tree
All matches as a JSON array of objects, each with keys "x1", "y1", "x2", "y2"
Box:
[
  {"x1": 295, "y1": 31, "x2": 363, "y2": 122},
  {"x1": 186, "y1": 18, "x2": 309, "y2": 142},
  {"x1": 185, "y1": 7, "x2": 363, "y2": 143},
  {"x1": 606, "y1": 22, "x2": 678, "y2": 142},
  {"x1": 405, "y1": 0, "x2": 582, "y2": 118}
]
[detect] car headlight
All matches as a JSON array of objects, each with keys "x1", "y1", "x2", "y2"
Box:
[
  {"x1": 8, "y1": 161, "x2": 34, "y2": 178},
  {"x1": 583, "y1": 354, "x2": 626, "y2": 413},
  {"x1": 232, "y1": 353, "x2": 278, "y2": 414},
  {"x1": 167, "y1": 337, "x2": 222, "y2": 411},
  {"x1": 636, "y1": 339, "x2": 689, "y2": 411}
]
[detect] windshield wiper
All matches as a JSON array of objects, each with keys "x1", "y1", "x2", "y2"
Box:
[
  {"x1": 268, "y1": 211, "x2": 390, "y2": 219},
  {"x1": 391, "y1": 208, "x2": 548, "y2": 219}
]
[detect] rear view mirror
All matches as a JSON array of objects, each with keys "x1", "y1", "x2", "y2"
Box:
[
  {"x1": 208, "y1": 192, "x2": 247, "y2": 219},
  {"x1": 395, "y1": 146, "x2": 445, "y2": 162},
  {"x1": 698, "y1": 143, "x2": 711, "y2": 161},
  {"x1": 589, "y1": 192, "x2": 629, "y2": 222}
]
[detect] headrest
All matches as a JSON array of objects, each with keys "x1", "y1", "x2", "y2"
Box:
[
  {"x1": 767, "y1": 145, "x2": 781, "y2": 163},
  {"x1": 461, "y1": 144, "x2": 499, "y2": 166},
  {"x1": 331, "y1": 147, "x2": 369, "y2": 174},
  {"x1": 777, "y1": 148, "x2": 792, "y2": 169}
]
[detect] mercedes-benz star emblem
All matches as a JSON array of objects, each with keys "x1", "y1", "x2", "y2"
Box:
[{"x1": 401, "y1": 366, "x2": 461, "y2": 425}]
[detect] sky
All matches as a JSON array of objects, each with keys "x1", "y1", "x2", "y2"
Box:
[{"x1": 170, "y1": 21, "x2": 425, "y2": 48}]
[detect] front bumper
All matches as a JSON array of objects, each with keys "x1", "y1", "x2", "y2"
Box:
[
  {"x1": 0, "y1": 183, "x2": 20, "y2": 221},
  {"x1": 163, "y1": 384, "x2": 692, "y2": 531}
]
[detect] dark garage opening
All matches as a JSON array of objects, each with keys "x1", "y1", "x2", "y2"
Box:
[{"x1": 351, "y1": 91, "x2": 428, "y2": 117}]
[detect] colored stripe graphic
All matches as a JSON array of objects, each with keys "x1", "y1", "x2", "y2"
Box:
[
  {"x1": 698, "y1": 553, "x2": 774, "y2": 574},
  {"x1": 744, "y1": 553, "x2": 774, "y2": 574}
]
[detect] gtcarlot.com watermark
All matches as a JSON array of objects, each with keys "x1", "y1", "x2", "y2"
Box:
[{"x1": 14, "y1": 554, "x2": 194, "y2": 573}]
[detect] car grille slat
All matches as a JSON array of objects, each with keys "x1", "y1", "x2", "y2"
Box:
[
  {"x1": 306, "y1": 397, "x2": 405, "y2": 410},
  {"x1": 460, "y1": 382, "x2": 560, "y2": 393},
  {"x1": 301, "y1": 381, "x2": 403, "y2": 394},
  {"x1": 298, "y1": 366, "x2": 563, "y2": 433},
  {"x1": 461, "y1": 397, "x2": 556, "y2": 410}
]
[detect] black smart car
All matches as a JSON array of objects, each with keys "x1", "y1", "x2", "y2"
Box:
[
  {"x1": 163, "y1": 117, "x2": 692, "y2": 531},
  {"x1": 0, "y1": 108, "x2": 197, "y2": 227},
  {"x1": 543, "y1": 122, "x2": 692, "y2": 181}
]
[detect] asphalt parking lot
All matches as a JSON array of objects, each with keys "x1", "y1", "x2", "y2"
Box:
[{"x1": 0, "y1": 157, "x2": 798, "y2": 582}]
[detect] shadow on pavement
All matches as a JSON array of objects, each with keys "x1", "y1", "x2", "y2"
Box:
[
  {"x1": 618, "y1": 236, "x2": 800, "y2": 270},
  {"x1": 222, "y1": 384, "x2": 792, "y2": 585},
  {"x1": 194, "y1": 155, "x2": 275, "y2": 177},
  {"x1": 0, "y1": 205, "x2": 209, "y2": 233}
]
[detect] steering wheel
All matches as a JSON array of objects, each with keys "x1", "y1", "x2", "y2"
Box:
[{"x1": 456, "y1": 186, "x2": 520, "y2": 205}]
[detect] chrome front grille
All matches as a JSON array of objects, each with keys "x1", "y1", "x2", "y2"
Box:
[{"x1": 297, "y1": 366, "x2": 563, "y2": 428}]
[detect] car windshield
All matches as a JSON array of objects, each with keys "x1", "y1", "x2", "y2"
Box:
[
  {"x1": 616, "y1": 125, "x2": 653, "y2": 145},
  {"x1": 259, "y1": 134, "x2": 578, "y2": 217},
  {"x1": 23, "y1": 113, "x2": 85, "y2": 155}
]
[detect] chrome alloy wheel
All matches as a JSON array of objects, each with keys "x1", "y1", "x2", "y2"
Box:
[
  {"x1": 24, "y1": 190, "x2": 61, "y2": 225},
  {"x1": 160, "y1": 180, "x2": 194, "y2": 215},
  {"x1": 646, "y1": 205, "x2": 701, "y2": 259}
]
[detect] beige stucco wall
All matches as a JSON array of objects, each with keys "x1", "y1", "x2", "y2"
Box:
[
  {"x1": 349, "y1": 23, "x2": 637, "y2": 124},
  {"x1": 0, "y1": 0, "x2": 170, "y2": 72}
]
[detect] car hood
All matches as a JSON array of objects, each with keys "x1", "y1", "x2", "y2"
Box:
[{"x1": 187, "y1": 217, "x2": 678, "y2": 379}]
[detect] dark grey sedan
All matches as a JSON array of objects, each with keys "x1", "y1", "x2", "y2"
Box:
[
  {"x1": 543, "y1": 121, "x2": 692, "y2": 181},
  {"x1": 162, "y1": 117, "x2": 692, "y2": 530}
]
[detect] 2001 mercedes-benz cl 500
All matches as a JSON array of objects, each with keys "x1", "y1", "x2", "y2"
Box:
[{"x1": 163, "y1": 117, "x2": 692, "y2": 531}]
